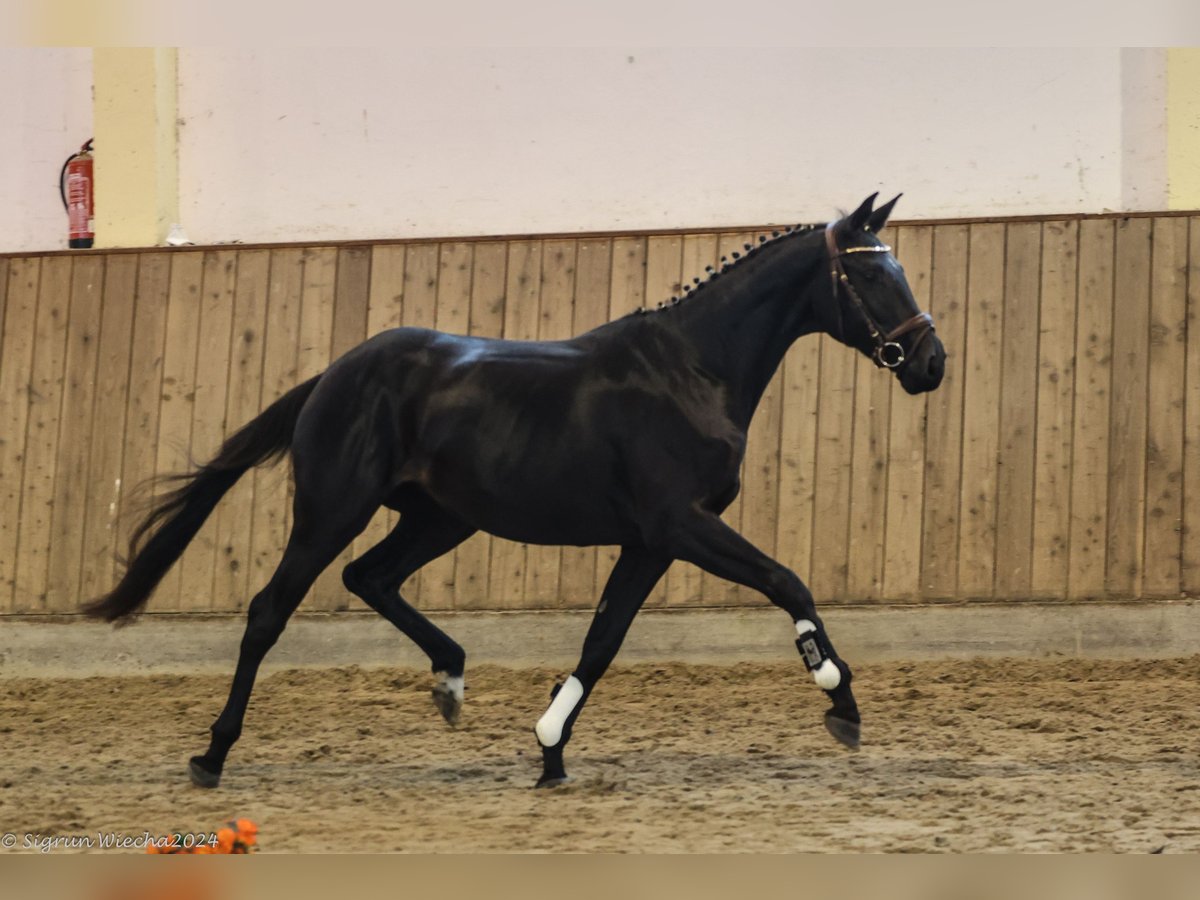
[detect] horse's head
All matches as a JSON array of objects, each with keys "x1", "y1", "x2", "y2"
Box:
[{"x1": 820, "y1": 194, "x2": 945, "y2": 395}]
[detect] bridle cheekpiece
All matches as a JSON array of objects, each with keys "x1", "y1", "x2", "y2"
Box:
[{"x1": 823, "y1": 222, "x2": 934, "y2": 370}]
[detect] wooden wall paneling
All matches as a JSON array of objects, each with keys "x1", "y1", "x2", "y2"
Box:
[
  {"x1": 1030, "y1": 221, "x2": 1079, "y2": 598},
  {"x1": 179, "y1": 250, "x2": 238, "y2": 611},
  {"x1": 882, "y1": 226, "x2": 931, "y2": 600},
  {"x1": 0, "y1": 257, "x2": 23, "y2": 609},
  {"x1": 11, "y1": 258, "x2": 69, "y2": 612},
  {"x1": 1184, "y1": 218, "x2": 1200, "y2": 595},
  {"x1": 917, "y1": 224, "x2": 969, "y2": 599},
  {"x1": 640, "y1": 235, "x2": 683, "y2": 608},
  {"x1": 810, "y1": 334, "x2": 855, "y2": 603},
  {"x1": 492, "y1": 240, "x2": 542, "y2": 609},
  {"x1": 247, "y1": 249, "x2": 304, "y2": 603},
  {"x1": 423, "y1": 242, "x2": 475, "y2": 610},
  {"x1": 79, "y1": 255, "x2": 138, "y2": 604},
  {"x1": 45, "y1": 256, "x2": 105, "y2": 612},
  {"x1": 455, "y1": 241, "x2": 508, "y2": 611},
  {"x1": 993, "y1": 223, "x2": 1042, "y2": 599},
  {"x1": 956, "y1": 224, "x2": 1006, "y2": 598},
  {"x1": 665, "y1": 233, "x2": 719, "y2": 607},
  {"x1": 211, "y1": 250, "x2": 270, "y2": 612},
  {"x1": 1142, "y1": 217, "x2": 1188, "y2": 596},
  {"x1": 1105, "y1": 217, "x2": 1152, "y2": 597},
  {"x1": 115, "y1": 254, "x2": 172, "y2": 608},
  {"x1": 1067, "y1": 221, "x2": 1116, "y2": 599},
  {"x1": 594, "y1": 237, "x2": 646, "y2": 603}
]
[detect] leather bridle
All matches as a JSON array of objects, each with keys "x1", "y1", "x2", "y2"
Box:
[{"x1": 824, "y1": 222, "x2": 935, "y2": 370}]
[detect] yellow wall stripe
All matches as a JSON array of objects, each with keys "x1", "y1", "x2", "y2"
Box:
[
  {"x1": 1167, "y1": 48, "x2": 1200, "y2": 210},
  {"x1": 92, "y1": 48, "x2": 178, "y2": 247}
]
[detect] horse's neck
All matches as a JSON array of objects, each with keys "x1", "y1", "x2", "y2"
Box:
[{"x1": 670, "y1": 237, "x2": 825, "y2": 427}]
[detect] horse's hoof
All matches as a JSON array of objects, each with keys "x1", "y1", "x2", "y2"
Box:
[
  {"x1": 823, "y1": 711, "x2": 860, "y2": 750},
  {"x1": 188, "y1": 756, "x2": 222, "y2": 789},
  {"x1": 431, "y1": 684, "x2": 461, "y2": 726},
  {"x1": 535, "y1": 774, "x2": 573, "y2": 789}
]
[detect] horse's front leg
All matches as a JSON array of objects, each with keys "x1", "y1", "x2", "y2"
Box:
[
  {"x1": 534, "y1": 549, "x2": 671, "y2": 787},
  {"x1": 662, "y1": 511, "x2": 860, "y2": 748}
]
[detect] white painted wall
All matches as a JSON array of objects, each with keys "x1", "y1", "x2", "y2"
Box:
[
  {"x1": 0, "y1": 47, "x2": 1169, "y2": 251},
  {"x1": 0, "y1": 49, "x2": 93, "y2": 252}
]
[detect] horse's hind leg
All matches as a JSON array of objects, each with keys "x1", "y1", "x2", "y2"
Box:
[
  {"x1": 188, "y1": 503, "x2": 375, "y2": 789},
  {"x1": 342, "y1": 502, "x2": 476, "y2": 724}
]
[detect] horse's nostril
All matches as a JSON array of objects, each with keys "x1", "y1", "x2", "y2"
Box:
[{"x1": 928, "y1": 356, "x2": 944, "y2": 379}]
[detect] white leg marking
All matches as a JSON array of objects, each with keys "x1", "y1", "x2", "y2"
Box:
[
  {"x1": 795, "y1": 620, "x2": 841, "y2": 689},
  {"x1": 535, "y1": 675, "x2": 584, "y2": 747},
  {"x1": 434, "y1": 671, "x2": 464, "y2": 703}
]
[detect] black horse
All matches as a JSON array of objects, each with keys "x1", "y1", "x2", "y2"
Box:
[{"x1": 84, "y1": 193, "x2": 944, "y2": 788}]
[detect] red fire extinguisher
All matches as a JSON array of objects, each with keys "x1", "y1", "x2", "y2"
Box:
[{"x1": 59, "y1": 139, "x2": 94, "y2": 249}]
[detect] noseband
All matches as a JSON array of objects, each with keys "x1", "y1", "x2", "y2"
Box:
[{"x1": 824, "y1": 222, "x2": 935, "y2": 370}]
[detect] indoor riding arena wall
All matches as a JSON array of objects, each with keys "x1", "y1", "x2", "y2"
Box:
[{"x1": 0, "y1": 210, "x2": 1197, "y2": 618}]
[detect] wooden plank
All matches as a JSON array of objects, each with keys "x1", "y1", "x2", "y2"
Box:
[
  {"x1": 79, "y1": 255, "x2": 138, "y2": 605},
  {"x1": 1142, "y1": 217, "x2": 1188, "y2": 596},
  {"x1": 11, "y1": 258, "x2": 71, "y2": 611},
  {"x1": 1067, "y1": 220, "x2": 1115, "y2": 599},
  {"x1": 557, "y1": 238, "x2": 610, "y2": 610},
  {"x1": 711, "y1": 232, "x2": 756, "y2": 606},
  {"x1": 882, "y1": 226, "x2": 932, "y2": 600},
  {"x1": 491, "y1": 240, "x2": 541, "y2": 609},
  {"x1": 210, "y1": 250, "x2": 270, "y2": 613},
  {"x1": 247, "y1": 249, "x2": 304, "y2": 602},
  {"x1": 1185, "y1": 218, "x2": 1200, "y2": 595},
  {"x1": 1030, "y1": 221, "x2": 1078, "y2": 598},
  {"x1": 0, "y1": 259, "x2": 41, "y2": 610},
  {"x1": 44, "y1": 256, "x2": 105, "y2": 612},
  {"x1": 993, "y1": 222, "x2": 1042, "y2": 599},
  {"x1": 640, "y1": 236, "x2": 683, "y2": 608},
  {"x1": 665, "y1": 233, "x2": 719, "y2": 606},
  {"x1": 916, "y1": 224, "x2": 969, "y2": 599},
  {"x1": 422, "y1": 242, "x2": 474, "y2": 611},
  {"x1": 775, "y1": 304, "x2": 822, "y2": 601},
  {"x1": 454, "y1": 241, "x2": 507, "y2": 611},
  {"x1": 956, "y1": 223, "x2": 1006, "y2": 599},
  {"x1": 845, "y1": 355, "x2": 892, "y2": 601},
  {"x1": 595, "y1": 236, "x2": 646, "y2": 603},
  {"x1": 1105, "y1": 217, "x2": 1152, "y2": 597},
  {"x1": 331, "y1": 246, "x2": 372, "y2": 358},
  {"x1": 179, "y1": 251, "x2": 238, "y2": 611},
  {"x1": 350, "y1": 245, "x2": 407, "y2": 578},
  {"x1": 810, "y1": 332, "x2": 855, "y2": 602},
  {"x1": 115, "y1": 254, "x2": 171, "y2": 607}
]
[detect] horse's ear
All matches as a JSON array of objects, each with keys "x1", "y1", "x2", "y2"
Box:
[
  {"x1": 847, "y1": 193, "x2": 878, "y2": 231},
  {"x1": 866, "y1": 193, "x2": 901, "y2": 233}
]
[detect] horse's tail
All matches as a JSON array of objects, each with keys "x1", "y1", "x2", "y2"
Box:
[{"x1": 82, "y1": 375, "x2": 323, "y2": 623}]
